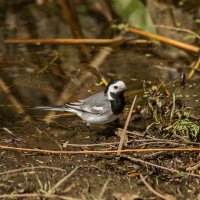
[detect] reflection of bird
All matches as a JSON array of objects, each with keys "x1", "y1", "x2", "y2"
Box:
[{"x1": 34, "y1": 80, "x2": 126, "y2": 126}]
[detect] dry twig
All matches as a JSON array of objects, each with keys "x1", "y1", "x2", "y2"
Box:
[
  {"x1": 128, "y1": 26, "x2": 199, "y2": 53},
  {"x1": 63, "y1": 141, "x2": 119, "y2": 147},
  {"x1": 0, "y1": 166, "x2": 66, "y2": 176},
  {"x1": 186, "y1": 162, "x2": 200, "y2": 171},
  {"x1": 0, "y1": 38, "x2": 124, "y2": 45},
  {"x1": 98, "y1": 178, "x2": 110, "y2": 200},
  {"x1": 0, "y1": 193, "x2": 81, "y2": 200},
  {"x1": 155, "y1": 24, "x2": 200, "y2": 39},
  {"x1": 117, "y1": 95, "x2": 137, "y2": 155},
  {"x1": 140, "y1": 174, "x2": 176, "y2": 200},
  {"x1": 188, "y1": 56, "x2": 200, "y2": 79},
  {"x1": 0, "y1": 145, "x2": 200, "y2": 155},
  {"x1": 49, "y1": 166, "x2": 79, "y2": 194},
  {"x1": 2, "y1": 127, "x2": 16, "y2": 137},
  {"x1": 121, "y1": 155, "x2": 200, "y2": 178}
]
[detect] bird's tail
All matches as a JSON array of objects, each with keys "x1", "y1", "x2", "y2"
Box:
[{"x1": 34, "y1": 106, "x2": 68, "y2": 112}]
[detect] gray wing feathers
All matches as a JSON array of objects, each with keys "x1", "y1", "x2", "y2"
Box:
[
  {"x1": 66, "y1": 92, "x2": 110, "y2": 114},
  {"x1": 34, "y1": 92, "x2": 110, "y2": 115}
]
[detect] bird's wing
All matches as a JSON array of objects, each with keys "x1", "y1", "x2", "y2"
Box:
[{"x1": 66, "y1": 92, "x2": 110, "y2": 115}]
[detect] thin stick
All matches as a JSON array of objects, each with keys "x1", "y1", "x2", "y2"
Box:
[
  {"x1": 36, "y1": 50, "x2": 60, "y2": 74},
  {"x1": 140, "y1": 175, "x2": 176, "y2": 200},
  {"x1": 126, "y1": 129, "x2": 200, "y2": 145},
  {"x1": 0, "y1": 38, "x2": 124, "y2": 45},
  {"x1": 98, "y1": 178, "x2": 110, "y2": 200},
  {"x1": 0, "y1": 145, "x2": 200, "y2": 154},
  {"x1": 186, "y1": 162, "x2": 200, "y2": 171},
  {"x1": 2, "y1": 127, "x2": 16, "y2": 137},
  {"x1": 0, "y1": 166, "x2": 66, "y2": 176},
  {"x1": 170, "y1": 93, "x2": 176, "y2": 123},
  {"x1": 128, "y1": 26, "x2": 199, "y2": 53},
  {"x1": 49, "y1": 166, "x2": 79, "y2": 194},
  {"x1": 63, "y1": 142, "x2": 119, "y2": 147},
  {"x1": 187, "y1": 56, "x2": 200, "y2": 79},
  {"x1": 0, "y1": 193, "x2": 81, "y2": 200},
  {"x1": 155, "y1": 24, "x2": 200, "y2": 39},
  {"x1": 117, "y1": 96, "x2": 137, "y2": 155},
  {"x1": 121, "y1": 155, "x2": 200, "y2": 178}
]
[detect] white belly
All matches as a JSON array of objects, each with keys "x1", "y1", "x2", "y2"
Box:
[{"x1": 82, "y1": 113, "x2": 119, "y2": 125}]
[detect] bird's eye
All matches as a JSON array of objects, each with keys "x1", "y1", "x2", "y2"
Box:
[{"x1": 114, "y1": 86, "x2": 118, "y2": 89}]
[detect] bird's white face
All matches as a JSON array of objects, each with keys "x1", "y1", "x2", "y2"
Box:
[{"x1": 106, "y1": 80, "x2": 126, "y2": 100}]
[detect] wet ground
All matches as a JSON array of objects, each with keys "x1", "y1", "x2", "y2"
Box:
[
  {"x1": 0, "y1": 1, "x2": 200, "y2": 199},
  {"x1": 1, "y1": 45, "x2": 200, "y2": 199}
]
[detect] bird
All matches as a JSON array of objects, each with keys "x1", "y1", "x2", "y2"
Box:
[{"x1": 34, "y1": 80, "x2": 126, "y2": 127}]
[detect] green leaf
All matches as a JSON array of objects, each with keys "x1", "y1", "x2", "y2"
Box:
[{"x1": 112, "y1": 0, "x2": 156, "y2": 33}]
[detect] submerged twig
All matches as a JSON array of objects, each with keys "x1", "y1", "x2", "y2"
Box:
[
  {"x1": 44, "y1": 72, "x2": 94, "y2": 123},
  {"x1": 0, "y1": 78, "x2": 30, "y2": 121},
  {"x1": 89, "y1": 46, "x2": 113, "y2": 85},
  {"x1": 59, "y1": 0, "x2": 90, "y2": 61},
  {"x1": 88, "y1": 34, "x2": 125, "y2": 85},
  {"x1": 36, "y1": 50, "x2": 60, "y2": 74}
]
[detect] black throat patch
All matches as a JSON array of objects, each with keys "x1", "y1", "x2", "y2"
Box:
[{"x1": 109, "y1": 91, "x2": 125, "y2": 115}]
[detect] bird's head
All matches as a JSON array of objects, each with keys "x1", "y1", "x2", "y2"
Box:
[{"x1": 104, "y1": 80, "x2": 126, "y2": 101}]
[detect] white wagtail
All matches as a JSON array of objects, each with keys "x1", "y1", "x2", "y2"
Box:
[{"x1": 34, "y1": 80, "x2": 126, "y2": 126}]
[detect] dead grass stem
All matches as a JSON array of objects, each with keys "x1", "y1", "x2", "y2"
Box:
[
  {"x1": 140, "y1": 174, "x2": 176, "y2": 200},
  {"x1": 0, "y1": 193, "x2": 81, "y2": 200},
  {"x1": 117, "y1": 95, "x2": 137, "y2": 155},
  {"x1": 49, "y1": 166, "x2": 79, "y2": 194},
  {"x1": 0, "y1": 166, "x2": 66, "y2": 176},
  {"x1": 0, "y1": 145, "x2": 200, "y2": 155},
  {"x1": 121, "y1": 155, "x2": 200, "y2": 178}
]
